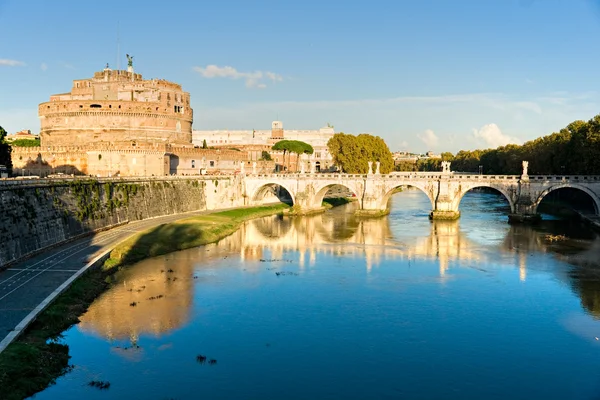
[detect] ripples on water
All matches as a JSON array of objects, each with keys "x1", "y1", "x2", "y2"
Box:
[{"x1": 34, "y1": 189, "x2": 600, "y2": 400}]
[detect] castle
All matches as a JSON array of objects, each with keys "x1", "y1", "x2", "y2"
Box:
[
  {"x1": 39, "y1": 64, "x2": 193, "y2": 147},
  {"x1": 12, "y1": 62, "x2": 253, "y2": 177},
  {"x1": 10, "y1": 61, "x2": 336, "y2": 177}
]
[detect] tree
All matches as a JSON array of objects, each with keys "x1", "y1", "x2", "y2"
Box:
[
  {"x1": 272, "y1": 140, "x2": 313, "y2": 171},
  {"x1": 202, "y1": 139, "x2": 208, "y2": 149},
  {"x1": 260, "y1": 150, "x2": 272, "y2": 161},
  {"x1": 327, "y1": 132, "x2": 394, "y2": 174},
  {"x1": 8, "y1": 139, "x2": 40, "y2": 147},
  {"x1": 0, "y1": 126, "x2": 12, "y2": 175}
]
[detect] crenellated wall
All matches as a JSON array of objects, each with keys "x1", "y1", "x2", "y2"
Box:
[{"x1": 0, "y1": 176, "x2": 246, "y2": 268}]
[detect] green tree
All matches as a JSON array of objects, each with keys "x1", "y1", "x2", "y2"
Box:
[
  {"x1": 8, "y1": 138, "x2": 40, "y2": 147},
  {"x1": 0, "y1": 126, "x2": 12, "y2": 175},
  {"x1": 327, "y1": 132, "x2": 394, "y2": 174},
  {"x1": 260, "y1": 150, "x2": 272, "y2": 161},
  {"x1": 272, "y1": 140, "x2": 313, "y2": 171},
  {"x1": 202, "y1": 139, "x2": 208, "y2": 149}
]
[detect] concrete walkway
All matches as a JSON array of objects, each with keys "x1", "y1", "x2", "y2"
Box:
[{"x1": 0, "y1": 208, "x2": 228, "y2": 353}]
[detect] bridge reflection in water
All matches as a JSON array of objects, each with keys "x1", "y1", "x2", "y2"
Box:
[{"x1": 77, "y1": 201, "x2": 600, "y2": 342}]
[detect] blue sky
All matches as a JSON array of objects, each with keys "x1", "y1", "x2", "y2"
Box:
[{"x1": 1, "y1": 0, "x2": 600, "y2": 152}]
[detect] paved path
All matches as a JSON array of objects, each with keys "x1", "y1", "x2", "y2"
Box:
[{"x1": 0, "y1": 209, "x2": 225, "y2": 350}]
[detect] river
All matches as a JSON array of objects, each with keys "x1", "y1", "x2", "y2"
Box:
[{"x1": 32, "y1": 189, "x2": 600, "y2": 400}]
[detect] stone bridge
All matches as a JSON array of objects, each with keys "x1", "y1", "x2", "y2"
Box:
[{"x1": 243, "y1": 161, "x2": 600, "y2": 221}]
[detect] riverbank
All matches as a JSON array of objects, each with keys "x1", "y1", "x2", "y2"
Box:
[{"x1": 0, "y1": 203, "x2": 289, "y2": 400}]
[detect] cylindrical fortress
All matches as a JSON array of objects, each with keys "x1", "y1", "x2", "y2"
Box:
[{"x1": 38, "y1": 67, "x2": 193, "y2": 147}]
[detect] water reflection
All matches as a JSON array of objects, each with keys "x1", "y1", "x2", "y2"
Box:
[
  {"x1": 78, "y1": 259, "x2": 196, "y2": 342},
  {"x1": 79, "y1": 200, "x2": 600, "y2": 343}
]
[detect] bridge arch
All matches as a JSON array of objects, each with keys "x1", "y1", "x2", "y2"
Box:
[
  {"x1": 453, "y1": 184, "x2": 516, "y2": 214},
  {"x1": 533, "y1": 183, "x2": 600, "y2": 215},
  {"x1": 380, "y1": 184, "x2": 435, "y2": 210},
  {"x1": 249, "y1": 182, "x2": 296, "y2": 206},
  {"x1": 312, "y1": 182, "x2": 362, "y2": 209}
]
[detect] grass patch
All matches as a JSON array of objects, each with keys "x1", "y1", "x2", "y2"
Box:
[
  {"x1": 0, "y1": 204, "x2": 288, "y2": 400},
  {"x1": 105, "y1": 204, "x2": 289, "y2": 268}
]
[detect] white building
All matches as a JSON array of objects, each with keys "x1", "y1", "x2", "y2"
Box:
[{"x1": 193, "y1": 121, "x2": 337, "y2": 172}]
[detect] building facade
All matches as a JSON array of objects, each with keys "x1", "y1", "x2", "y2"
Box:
[
  {"x1": 39, "y1": 65, "x2": 193, "y2": 147},
  {"x1": 193, "y1": 121, "x2": 337, "y2": 172},
  {"x1": 11, "y1": 64, "x2": 259, "y2": 177}
]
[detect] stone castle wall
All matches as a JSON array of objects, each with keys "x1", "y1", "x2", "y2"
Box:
[
  {"x1": 10, "y1": 146, "x2": 262, "y2": 177},
  {"x1": 39, "y1": 101, "x2": 192, "y2": 146},
  {"x1": 39, "y1": 68, "x2": 193, "y2": 147},
  {"x1": 0, "y1": 176, "x2": 245, "y2": 268}
]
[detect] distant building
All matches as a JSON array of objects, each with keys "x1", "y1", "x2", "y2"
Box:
[
  {"x1": 5, "y1": 130, "x2": 39, "y2": 142},
  {"x1": 193, "y1": 121, "x2": 337, "y2": 172}
]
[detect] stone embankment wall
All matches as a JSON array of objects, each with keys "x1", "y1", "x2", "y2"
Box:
[{"x1": 0, "y1": 177, "x2": 244, "y2": 268}]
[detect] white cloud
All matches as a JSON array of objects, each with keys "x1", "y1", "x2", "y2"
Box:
[
  {"x1": 192, "y1": 65, "x2": 283, "y2": 88},
  {"x1": 40, "y1": 62, "x2": 47, "y2": 71},
  {"x1": 472, "y1": 123, "x2": 521, "y2": 148},
  {"x1": 417, "y1": 129, "x2": 439, "y2": 149},
  {"x1": 0, "y1": 59, "x2": 25, "y2": 67}
]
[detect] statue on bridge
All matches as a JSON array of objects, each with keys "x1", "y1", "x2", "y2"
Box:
[
  {"x1": 441, "y1": 161, "x2": 451, "y2": 174},
  {"x1": 368, "y1": 161, "x2": 373, "y2": 175},
  {"x1": 252, "y1": 161, "x2": 257, "y2": 174},
  {"x1": 522, "y1": 161, "x2": 529, "y2": 180},
  {"x1": 375, "y1": 161, "x2": 381, "y2": 175}
]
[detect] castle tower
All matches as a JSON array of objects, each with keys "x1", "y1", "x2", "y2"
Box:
[{"x1": 269, "y1": 121, "x2": 284, "y2": 144}]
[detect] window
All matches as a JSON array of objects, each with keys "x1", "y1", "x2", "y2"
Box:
[
  {"x1": 191, "y1": 160, "x2": 196, "y2": 168},
  {"x1": 90, "y1": 104, "x2": 101, "y2": 108},
  {"x1": 210, "y1": 161, "x2": 215, "y2": 167}
]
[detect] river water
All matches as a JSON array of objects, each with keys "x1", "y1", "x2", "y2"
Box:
[{"x1": 33, "y1": 189, "x2": 600, "y2": 400}]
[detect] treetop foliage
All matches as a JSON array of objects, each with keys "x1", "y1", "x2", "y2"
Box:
[
  {"x1": 327, "y1": 132, "x2": 394, "y2": 174},
  {"x1": 395, "y1": 113, "x2": 600, "y2": 175},
  {"x1": 272, "y1": 140, "x2": 314, "y2": 156},
  {"x1": 0, "y1": 125, "x2": 13, "y2": 174}
]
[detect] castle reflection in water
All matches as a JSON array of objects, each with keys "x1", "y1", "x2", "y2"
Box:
[{"x1": 77, "y1": 202, "x2": 572, "y2": 343}]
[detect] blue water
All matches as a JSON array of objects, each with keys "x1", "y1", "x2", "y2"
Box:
[{"x1": 32, "y1": 189, "x2": 600, "y2": 400}]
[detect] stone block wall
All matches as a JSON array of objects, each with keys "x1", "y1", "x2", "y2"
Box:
[{"x1": 0, "y1": 176, "x2": 245, "y2": 268}]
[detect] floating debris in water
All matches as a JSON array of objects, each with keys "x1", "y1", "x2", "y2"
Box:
[
  {"x1": 260, "y1": 259, "x2": 293, "y2": 263},
  {"x1": 147, "y1": 295, "x2": 164, "y2": 301},
  {"x1": 196, "y1": 355, "x2": 207, "y2": 364},
  {"x1": 129, "y1": 302, "x2": 137, "y2": 307},
  {"x1": 545, "y1": 234, "x2": 568, "y2": 242},
  {"x1": 88, "y1": 380, "x2": 111, "y2": 390},
  {"x1": 167, "y1": 269, "x2": 175, "y2": 273},
  {"x1": 275, "y1": 271, "x2": 298, "y2": 276},
  {"x1": 208, "y1": 359, "x2": 217, "y2": 365}
]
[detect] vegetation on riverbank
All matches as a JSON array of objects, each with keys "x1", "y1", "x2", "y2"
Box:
[
  {"x1": 322, "y1": 197, "x2": 356, "y2": 208},
  {"x1": 0, "y1": 203, "x2": 289, "y2": 400}
]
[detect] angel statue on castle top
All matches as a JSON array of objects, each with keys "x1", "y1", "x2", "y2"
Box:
[{"x1": 126, "y1": 54, "x2": 134, "y2": 67}]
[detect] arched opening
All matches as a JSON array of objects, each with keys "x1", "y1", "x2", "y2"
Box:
[
  {"x1": 313, "y1": 184, "x2": 358, "y2": 209},
  {"x1": 381, "y1": 185, "x2": 435, "y2": 216},
  {"x1": 251, "y1": 183, "x2": 294, "y2": 206},
  {"x1": 536, "y1": 186, "x2": 600, "y2": 219},
  {"x1": 457, "y1": 186, "x2": 514, "y2": 215},
  {"x1": 456, "y1": 187, "x2": 513, "y2": 230}
]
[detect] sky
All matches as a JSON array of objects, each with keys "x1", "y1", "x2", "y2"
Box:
[{"x1": 1, "y1": 0, "x2": 600, "y2": 153}]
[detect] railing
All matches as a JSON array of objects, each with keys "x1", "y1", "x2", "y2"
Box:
[{"x1": 0, "y1": 174, "x2": 233, "y2": 188}]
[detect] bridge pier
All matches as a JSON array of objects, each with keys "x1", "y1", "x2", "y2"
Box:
[{"x1": 508, "y1": 178, "x2": 542, "y2": 224}]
